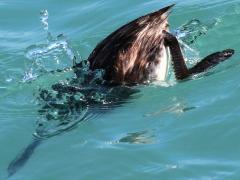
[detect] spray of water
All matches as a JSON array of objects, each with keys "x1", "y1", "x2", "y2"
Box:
[
  {"x1": 23, "y1": 10, "x2": 76, "y2": 82},
  {"x1": 40, "y1": 10, "x2": 49, "y2": 31}
]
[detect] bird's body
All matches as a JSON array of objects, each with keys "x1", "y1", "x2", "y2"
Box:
[
  {"x1": 88, "y1": 5, "x2": 173, "y2": 84},
  {"x1": 88, "y1": 4, "x2": 234, "y2": 84}
]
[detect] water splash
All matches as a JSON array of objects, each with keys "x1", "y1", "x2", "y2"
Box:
[
  {"x1": 40, "y1": 10, "x2": 49, "y2": 31},
  {"x1": 23, "y1": 11, "x2": 76, "y2": 82},
  {"x1": 23, "y1": 67, "x2": 39, "y2": 82},
  {"x1": 33, "y1": 79, "x2": 140, "y2": 138},
  {"x1": 23, "y1": 6, "x2": 114, "y2": 137},
  {"x1": 25, "y1": 35, "x2": 73, "y2": 61},
  {"x1": 174, "y1": 18, "x2": 220, "y2": 45},
  {"x1": 172, "y1": 18, "x2": 221, "y2": 67}
]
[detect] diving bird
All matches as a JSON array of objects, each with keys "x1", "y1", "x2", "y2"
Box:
[
  {"x1": 87, "y1": 4, "x2": 234, "y2": 84},
  {"x1": 7, "y1": 4, "x2": 234, "y2": 177}
]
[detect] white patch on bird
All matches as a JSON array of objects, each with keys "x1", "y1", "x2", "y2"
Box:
[{"x1": 150, "y1": 46, "x2": 170, "y2": 81}]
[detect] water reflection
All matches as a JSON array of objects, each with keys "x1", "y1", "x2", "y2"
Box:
[
  {"x1": 144, "y1": 98, "x2": 196, "y2": 118},
  {"x1": 117, "y1": 130, "x2": 156, "y2": 144}
]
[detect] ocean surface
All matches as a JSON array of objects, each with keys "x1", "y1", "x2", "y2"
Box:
[{"x1": 1, "y1": 0, "x2": 240, "y2": 179}]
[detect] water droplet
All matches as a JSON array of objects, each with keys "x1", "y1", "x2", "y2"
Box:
[
  {"x1": 6, "y1": 78, "x2": 13, "y2": 82},
  {"x1": 40, "y1": 10, "x2": 49, "y2": 31}
]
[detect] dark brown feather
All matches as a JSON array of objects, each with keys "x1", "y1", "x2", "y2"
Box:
[{"x1": 88, "y1": 4, "x2": 175, "y2": 84}]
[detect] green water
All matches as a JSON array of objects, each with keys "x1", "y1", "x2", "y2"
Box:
[{"x1": 1, "y1": 0, "x2": 240, "y2": 179}]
